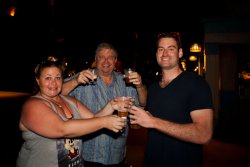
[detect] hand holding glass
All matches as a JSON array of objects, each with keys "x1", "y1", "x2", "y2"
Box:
[
  {"x1": 124, "y1": 68, "x2": 134, "y2": 83},
  {"x1": 116, "y1": 96, "x2": 132, "y2": 134},
  {"x1": 89, "y1": 68, "x2": 97, "y2": 84},
  {"x1": 128, "y1": 97, "x2": 141, "y2": 129},
  {"x1": 116, "y1": 96, "x2": 131, "y2": 119}
]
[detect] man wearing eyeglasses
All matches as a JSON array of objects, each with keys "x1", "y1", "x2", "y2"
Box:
[{"x1": 62, "y1": 42, "x2": 147, "y2": 167}]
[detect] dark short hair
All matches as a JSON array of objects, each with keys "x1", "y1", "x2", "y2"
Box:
[
  {"x1": 157, "y1": 32, "x2": 182, "y2": 49},
  {"x1": 34, "y1": 56, "x2": 63, "y2": 78}
]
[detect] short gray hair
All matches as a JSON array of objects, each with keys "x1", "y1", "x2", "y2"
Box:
[{"x1": 95, "y1": 42, "x2": 118, "y2": 58}]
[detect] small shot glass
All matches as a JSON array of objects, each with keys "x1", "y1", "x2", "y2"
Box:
[{"x1": 89, "y1": 68, "x2": 97, "y2": 85}]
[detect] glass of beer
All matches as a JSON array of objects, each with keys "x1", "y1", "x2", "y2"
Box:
[
  {"x1": 116, "y1": 96, "x2": 131, "y2": 134},
  {"x1": 128, "y1": 97, "x2": 141, "y2": 129},
  {"x1": 124, "y1": 68, "x2": 134, "y2": 84},
  {"x1": 117, "y1": 96, "x2": 130, "y2": 119}
]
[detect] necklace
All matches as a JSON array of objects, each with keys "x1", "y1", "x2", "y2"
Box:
[
  {"x1": 48, "y1": 96, "x2": 74, "y2": 120},
  {"x1": 53, "y1": 101, "x2": 62, "y2": 108}
]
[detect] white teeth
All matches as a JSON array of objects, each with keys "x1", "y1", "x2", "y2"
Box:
[{"x1": 162, "y1": 58, "x2": 169, "y2": 61}]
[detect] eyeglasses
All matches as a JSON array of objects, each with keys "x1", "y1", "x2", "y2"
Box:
[{"x1": 96, "y1": 55, "x2": 116, "y2": 61}]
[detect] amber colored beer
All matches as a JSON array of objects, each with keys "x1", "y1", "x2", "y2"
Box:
[
  {"x1": 118, "y1": 110, "x2": 128, "y2": 118},
  {"x1": 125, "y1": 76, "x2": 130, "y2": 83},
  {"x1": 130, "y1": 122, "x2": 141, "y2": 129},
  {"x1": 128, "y1": 97, "x2": 141, "y2": 129},
  {"x1": 116, "y1": 96, "x2": 130, "y2": 119},
  {"x1": 124, "y1": 68, "x2": 134, "y2": 83}
]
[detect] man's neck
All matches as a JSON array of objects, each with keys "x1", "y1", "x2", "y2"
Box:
[
  {"x1": 160, "y1": 67, "x2": 182, "y2": 88},
  {"x1": 99, "y1": 73, "x2": 113, "y2": 86}
]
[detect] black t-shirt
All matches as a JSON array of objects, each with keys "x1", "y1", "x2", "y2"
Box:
[{"x1": 145, "y1": 71, "x2": 213, "y2": 167}]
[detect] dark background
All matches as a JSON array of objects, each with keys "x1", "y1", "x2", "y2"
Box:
[
  {"x1": 1, "y1": 1, "x2": 250, "y2": 167},
  {"x1": 1, "y1": 0, "x2": 250, "y2": 93}
]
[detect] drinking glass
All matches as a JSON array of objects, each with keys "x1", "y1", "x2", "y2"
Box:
[
  {"x1": 124, "y1": 68, "x2": 134, "y2": 84},
  {"x1": 117, "y1": 96, "x2": 130, "y2": 119},
  {"x1": 128, "y1": 97, "x2": 141, "y2": 129},
  {"x1": 89, "y1": 68, "x2": 97, "y2": 85},
  {"x1": 116, "y1": 96, "x2": 131, "y2": 134}
]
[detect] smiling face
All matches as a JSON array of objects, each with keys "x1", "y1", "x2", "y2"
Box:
[
  {"x1": 94, "y1": 43, "x2": 118, "y2": 77},
  {"x1": 36, "y1": 66, "x2": 63, "y2": 98},
  {"x1": 96, "y1": 48, "x2": 117, "y2": 75},
  {"x1": 156, "y1": 37, "x2": 183, "y2": 71}
]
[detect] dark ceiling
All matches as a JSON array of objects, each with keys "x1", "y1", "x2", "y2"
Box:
[{"x1": 1, "y1": 1, "x2": 250, "y2": 92}]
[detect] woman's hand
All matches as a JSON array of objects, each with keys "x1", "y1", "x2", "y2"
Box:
[{"x1": 102, "y1": 115, "x2": 126, "y2": 133}]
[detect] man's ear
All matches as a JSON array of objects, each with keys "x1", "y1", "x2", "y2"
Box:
[{"x1": 179, "y1": 48, "x2": 183, "y2": 58}]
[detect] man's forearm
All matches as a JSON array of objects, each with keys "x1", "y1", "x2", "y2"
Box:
[
  {"x1": 137, "y1": 85, "x2": 147, "y2": 107},
  {"x1": 62, "y1": 78, "x2": 79, "y2": 95}
]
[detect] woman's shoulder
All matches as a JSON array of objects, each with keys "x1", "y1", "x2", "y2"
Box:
[
  {"x1": 60, "y1": 94, "x2": 75, "y2": 101},
  {"x1": 60, "y1": 94, "x2": 78, "y2": 105},
  {"x1": 25, "y1": 95, "x2": 43, "y2": 103},
  {"x1": 22, "y1": 95, "x2": 49, "y2": 111}
]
